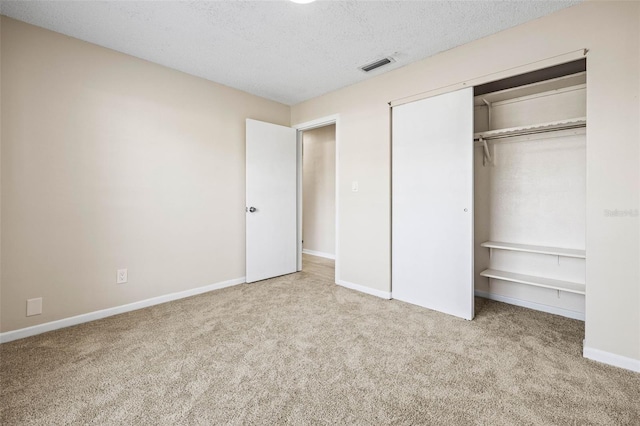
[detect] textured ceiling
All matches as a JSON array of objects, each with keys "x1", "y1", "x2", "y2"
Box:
[{"x1": 0, "y1": 1, "x2": 579, "y2": 105}]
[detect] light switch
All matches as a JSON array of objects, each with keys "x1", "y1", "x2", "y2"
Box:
[{"x1": 352, "y1": 181, "x2": 359, "y2": 192}]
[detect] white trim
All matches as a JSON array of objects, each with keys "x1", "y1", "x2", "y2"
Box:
[
  {"x1": 583, "y1": 345, "x2": 640, "y2": 373},
  {"x1": 302, "y1": 249, "x2": 335, "y2": 260},
  {"x1": 390, "y1": 49, "x2": 587, "y2": 107},
  {"x1": 293, "y1": 114, "x2": 340, "y2": 132},
  {"x1": 337, "y1": 279, "x2": 391, "y2": 300},
  {"x1": 474, "y1": 290, "x2": 585, "y2": 321},
  {"x1": 296, "y1": 129, "x2": 304, "y2": 272},
  {"x1": 0, "y1": 277, "x2": 246, "y2": 344},
  {"x1": 334, "y1": 116, "x2": 340, "y2": 284},
  {"x1": 293, "y1": 114, "x2": 341, "y2": 284}
]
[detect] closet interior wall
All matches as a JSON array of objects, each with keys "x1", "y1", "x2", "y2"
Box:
[{"x1": 473, "y1": 72, "x2": 587, "y2": 319}]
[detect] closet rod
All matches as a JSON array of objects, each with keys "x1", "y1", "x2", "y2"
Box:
[{"x1": 473, "y1": 117, "x2": 586, "y2": 141}]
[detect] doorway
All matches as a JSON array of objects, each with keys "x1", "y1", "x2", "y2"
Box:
[
  {"x1": 245, "y1": 116, "x2": 339, "y2": 284},
  {"x1": 294, "y1": 115, "x2": 340, "y2": 282},
  {"x1": 301, "y1": 124, "x2": 336, "y2": 267}
]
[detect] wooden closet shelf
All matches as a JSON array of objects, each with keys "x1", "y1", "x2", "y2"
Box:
[
  {"x1": 480, "y1": 269, "x2": 586, "y2": 295},
  {"x1": 474, "y1": 117, "x2": 586, "y2": 140},
  {"x1": 480, "y1": 241, "x2": 586, "y2": 259}
]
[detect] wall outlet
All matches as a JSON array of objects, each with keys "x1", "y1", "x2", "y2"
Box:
[
  {"x1": 117, "y1": 268, "x2": 128, "y2": 284},
  {"x1": 352, "y1": 181, "x2": 359, "y2": 192},
  {"x1": 26, "y1": 298, "x2": 43, "y2": 316}
]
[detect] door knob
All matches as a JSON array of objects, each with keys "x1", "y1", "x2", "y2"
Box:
[{"x1": 248, "y1": 207, "x2": 257, "y2": 213}]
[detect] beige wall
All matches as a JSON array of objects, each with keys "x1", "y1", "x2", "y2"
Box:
[
  {"x1": 0, "y1": 18, "x2": 290, "y2": 332},
  {"x1": 302, "y1": 125, "x2": 335, "y2": 257},
  {"x1": 291, "y1": 2, "x2": 640, "y2": 362}
]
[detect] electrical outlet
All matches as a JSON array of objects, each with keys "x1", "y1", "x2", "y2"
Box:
[
  {"x1": 352, "y1": 181, "x2": 359, "y2": 192},
  {"x1": 27, "y1": 298, "x2": 43, "y2": 316},
  {"x1": 117, "y1": 268, "x2": 128, "y2": 284}
]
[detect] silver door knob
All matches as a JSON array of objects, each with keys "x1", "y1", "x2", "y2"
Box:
[{"x1": 248, "y1": 207, "x2": 257, "y2": 213}]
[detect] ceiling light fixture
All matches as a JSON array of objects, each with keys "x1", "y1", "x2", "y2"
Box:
[{"x1": 290, "y1": 0, "x2": 316, "y2": 4}]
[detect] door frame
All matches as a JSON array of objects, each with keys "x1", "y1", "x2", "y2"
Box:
[{"x1": 292, "y1": 114, "x2": 340, "y2": 283}]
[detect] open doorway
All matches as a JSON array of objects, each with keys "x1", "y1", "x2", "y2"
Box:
[
  {"x1": 300, "y1": 124, "x2": 336, "y2": 272},
  {"x1": 293, "y1": 114, "x2": 339, "y2": 282},
  {"x1": 245, "y1": 116, "x2": 338, "y2": 284}
]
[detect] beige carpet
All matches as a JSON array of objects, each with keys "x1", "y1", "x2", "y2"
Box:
[{"x1": 1, "y1": 255, "x2": 639, "y2": 425}]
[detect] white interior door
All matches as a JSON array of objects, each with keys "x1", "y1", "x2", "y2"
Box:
[
  {"x1": 246, "y1": 119, "x2": 297, "y2": 283},
  {"x1": 392, "y1": 88, "x2": 474, "y2": 320}
]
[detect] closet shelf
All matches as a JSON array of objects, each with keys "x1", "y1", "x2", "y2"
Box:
[
  {"x1": 474, "y1": 117, "x2": 586, "y2": 141},
  {"x1": 480, "y1": 269, "x2": 586, "y2": 295},
  {"x1": 480, "y1": 241, "x2": 586, "y2": 259}
]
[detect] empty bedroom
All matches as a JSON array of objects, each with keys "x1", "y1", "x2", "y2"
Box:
[{"x1": 1, "y1": 1, "x2": 639, "y2": 424}]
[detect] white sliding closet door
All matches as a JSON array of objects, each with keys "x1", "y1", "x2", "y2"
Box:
[{"x1": 392, "y1": 88, "x2": 474, "y2": 320}]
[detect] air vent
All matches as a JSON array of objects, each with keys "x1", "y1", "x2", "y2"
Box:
[{"x1": 359, "y1": 57, "x2": 395, "y2": 73}]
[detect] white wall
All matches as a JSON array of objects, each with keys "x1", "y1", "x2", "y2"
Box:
[
  {"x1": 302, "y1": 125, "x2": 335, "y2": 258},
  {"x1": 0, "y1": 18, "x2": 290, "y2": 332},
  {"x1": 291, "y1": 2, "x2": 640, "y2": 363}
]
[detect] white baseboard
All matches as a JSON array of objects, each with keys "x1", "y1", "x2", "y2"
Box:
[
  {"x1": 0, "y1": 277, "x2": 246, "y2": 344},
  {"x1": 336, "y1": 279, "x2": 391, "y2": 300},
  {"x1": 302, "y1": 249, "x2": 335, "y2": 260},
  {"x1": 583, "y1": 345, "x2": 640, "y2": 373},
  {"x1": 474, "y1": 290, "x2": 585, "y2": 321}
]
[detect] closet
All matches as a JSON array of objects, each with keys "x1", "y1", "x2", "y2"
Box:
[{"x1": 392, "y1": 60, "x2": 586, "y2": 321}]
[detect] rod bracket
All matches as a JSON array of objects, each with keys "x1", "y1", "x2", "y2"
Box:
[{"x1": 481, "y1": 137, "x2": 492, "y2": 166}]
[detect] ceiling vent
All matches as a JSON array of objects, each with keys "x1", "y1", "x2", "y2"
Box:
[{"x1": 359, "y1": 57, "x2": 395, "y2": 73}]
